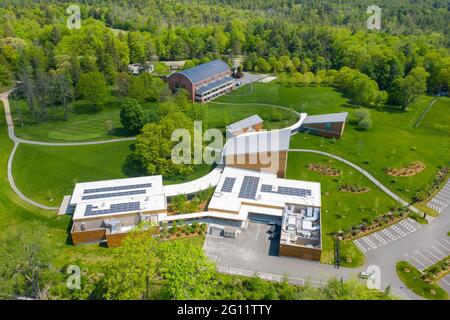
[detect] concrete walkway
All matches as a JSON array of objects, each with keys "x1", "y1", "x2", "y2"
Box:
[{"x1": 289, "y1": 148, "x2": 422, "y2": 215}]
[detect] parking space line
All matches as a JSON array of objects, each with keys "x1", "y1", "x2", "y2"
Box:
[
  {"x1": 416, "y1": 251, "x2": 435, "y2": 265},
  {"x1": 443, "y1": 238, "x2": 450, "y2": 246},
  {"x1": 425, "y1": 248, "x2": 444, "y2": 261},
  {"x1": 431, "y1": 198, "x2": 447, "y2": 205},
  {"x1": 438, "y1": 189, "x2": 450, "y2": 197},
  {"x1": 441, "y1": 276, "x2": 450, "y2": 286},
  {"x1": 382, "y1": 229, "x2": 397, "y2": 241},
  {"x1": 399, "y1": 220, "x2": 417, "y2": 232},
  {"x1": 436, "y1": 241, "x2": 450, "y2": 253},
  {"x1": 373, "y1": 233, "x2": 388, "y2": 245},
  {"x1": 361, "y1": 236, "x2": 377, "y2": 249},
  {"x1": 354, "y1": 240, "x2": 367, "y2": 253},
  {"x1": 411, "y1": 256, "x2": 427, "y2": 270},
  {"x1": 353, "y1": 239, "x2": 367, "y2": 253},
  {"x1": 435, "y1": 196, "x2": 449, "y2": 204},
  {"x1": 432, "y1": 245, "x2": 447, "y2": 257},
  {"x1": 391, "y1": 225, "x2": 407, "y2": 237}
]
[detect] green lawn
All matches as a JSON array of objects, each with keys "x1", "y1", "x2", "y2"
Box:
[
  {"x1": 0, "y1": 101, "x2": 114, "y2": 273},
  {"x1": 207, "y1": 103, "x2": 297, "y2": 131},
  {"x1": 10, "y1": 96, "x2": 139, "y2": 142},
  {"x1": 9, "y1": 88, "x2": 297, "y2": 143},
  {"x1": 286, "y1": 152, "x2": 398, "y2": 265},
  {"x1": 224, "y1": 83, "x2": 450, "y2": 205},
  {"x1": 12, "y1": 141, "x2": 213, "y2": 207},
  {"x1": 396, "y1": 261, "x2": 448, "y2": 300}
]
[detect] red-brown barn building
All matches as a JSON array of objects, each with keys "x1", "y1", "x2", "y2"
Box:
[{"x1": 167, "y1": 60, "x2": 234, "y2": 103}]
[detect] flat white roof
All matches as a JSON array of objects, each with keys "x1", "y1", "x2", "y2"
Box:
[
  {"x1": 226, "y1": 114, "x2": 263, "y2": 134},
  {"x1": 208, "y1": 167, "x2": 321, "y2": 214},
  {"x1": 223, "y1": 128, "x2": 291, "y2": 156},
  {"x1": 302, "y1": 112, "x2": 348, "y2": 124},
  {"x1": 70, "y1": 176, "x2": 166, "y2": 221}
]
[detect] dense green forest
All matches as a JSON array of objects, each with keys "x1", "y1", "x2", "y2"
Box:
[
  {"x1": 1, "y1": 1, "x2": 448, "y2": 108},
  {"x1": 0, "y1": 0, "x2": 448, "y2": 177}
]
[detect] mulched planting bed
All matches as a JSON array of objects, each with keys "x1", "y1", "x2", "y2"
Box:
[
  {"x1": 308, "y1": 163, "x2": 341, "y2": 176},
  {"x1": 385, "y1": 161, "x2": 426, "y2": 177},
  {"x1": 339, "y1": 184, "x2": 371, "y2": 193}
]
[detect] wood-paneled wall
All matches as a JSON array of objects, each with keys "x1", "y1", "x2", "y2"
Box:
[{"x1": 279, "y1": 244, "x2": 322, "y2": 261}]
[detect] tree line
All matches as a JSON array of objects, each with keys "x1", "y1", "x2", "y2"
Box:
[
  {"x1": 0, "y1": 224, "x2": 395, "y2": 300},
  {"x1": 0, "y1": 1, "x2": 448, "y2": 117}
]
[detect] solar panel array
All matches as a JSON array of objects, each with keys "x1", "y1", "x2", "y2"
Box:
[
  {"x1": 278, "y1": 186, "x2": 312, "y2": 197},
  {"x1": 84, "y1": 183, "x2": 152, "y2": 194},
  {"x1": 238, "y1": 176, "x2": 260, "y2": 200},
  {"x1": 85, "y1": 202, "x2": 141, "y2": 216},
  {"x1": 260, "y1": 184, "x2": 273, "y2": 192},
  {"x1": 221, "y1": 177, "x2": 236, "y2": 192},
  {"x1": 260, "y1": 184, "x2": 312, "y2": 197},
  {"x1": 81, "y1": 189, "x2": 146, "y2": 201}
]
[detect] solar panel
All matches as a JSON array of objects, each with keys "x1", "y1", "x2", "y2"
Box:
[
  {"x1": 260, "y1": 184, "x2": 312, "y2": 197},
  {"x1": 238, "y1": 176, "x2": 260, "y2": 200},
  {"x1": 277, "y1": 186, "x2": 312, "y2": 197},
  {"x1": 85, "y1": 202, "x2": 141, "y2": 216},
  {"x1": 260, "y1": 184, "x2": 273, "y2": 192},
  {"x1": 221, "y1": 177, "x2": 236, "y2": 193},
  {"x1": 81, "y1": 189, "x2": 146, "y2": 200},
  {"x1": 84, "y1": 183, "x2": 152, "y2": 194}
]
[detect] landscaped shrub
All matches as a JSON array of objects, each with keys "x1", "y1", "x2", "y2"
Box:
[{"x1": 353, "y1": 109, "x2": 373, "y2": 130}]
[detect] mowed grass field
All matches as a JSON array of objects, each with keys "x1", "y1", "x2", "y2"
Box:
[
  {"x1": 0, "y1": 101, "x2": 114, "y2": 273},
  {"x1": 12, "y1": 142, "x2": 213, "y2": 206},
  {"x1": 222, "y1": 83, "x2": 450, "y2": 205},
  {"x1": 206, "y1": 103, "x2": 298, "y2": 131},
  {"x1": 11, "y1": 97, "x2": 139, "y2": 142},
  {"x1": 10, "y1": 91, "x2": 297, "y2": 142},
  {"x1": 286, "y1": 152, "x2": 397, "y2": 265}
]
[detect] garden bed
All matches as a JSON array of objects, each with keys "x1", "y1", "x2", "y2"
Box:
[
  {"x1": 339, "y1": 184, "x2": 370, "y2": 193},
  {"x1": 160, "y1": 221, "x2": 208, "y2": 240},
  {"x1": 337, "y1": 208, "x2": 408, "y2": 241},
  {"x1": 308, "y1": 163, "x2": 341, "y2": 176},
  {"x1": 385, "y1": 161, "x2": 426, "y2": 177}
]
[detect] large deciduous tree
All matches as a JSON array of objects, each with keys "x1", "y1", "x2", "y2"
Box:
[
  {"x1": 120, "y1": 98, "x2": 145, "y2": 133},
  {"x1": 102, "y1": 229, "x2": 160, "y2": 300},
  {"x1": 77, "y1": 71, "x2": 107, "y2": 107},
  {"x1": 389, "y1": 67, "x2": 430, "y2": 110}
]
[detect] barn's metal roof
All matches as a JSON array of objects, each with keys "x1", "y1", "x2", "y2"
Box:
[
  {"x1": 196, "y1": 76, "x2": 234, "y2": 95},
  {"x1": 302, "y1": 112, "x2": 348, "y2": 124},
  {"x1": 174, "y1": 60, "x2": 230, "y2": 84}
]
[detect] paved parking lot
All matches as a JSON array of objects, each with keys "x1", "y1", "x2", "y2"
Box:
[
  {"x1": 406, "y1": 237, "x2": 450, "y2": 270},
  {"x1": 427, "y1": 180, "x2": 450, "y2": 213},
  {"x1": 203, "y1": 221, "x2": 359, "y2": 286},
  {"x1": 353, "y1": 218, "x2": 422, "y2": 254},
  {"x1": 438, "y1": 274, "x2": 450, "y2": 294}
]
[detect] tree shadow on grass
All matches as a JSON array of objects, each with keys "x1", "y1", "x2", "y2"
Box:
[
  {"x1": 375, "y1": 105, "x2": 404, "y2": 114},
  {"x1": 121, "y1": 145, "x2": 147, "y2": 178},
  {"x1": 108, "y1": 127, "x2": 134, "y2": 137},
  {"x1": 72, "y1": 102, "x2": 103, "y2": 115}
]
